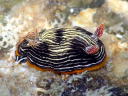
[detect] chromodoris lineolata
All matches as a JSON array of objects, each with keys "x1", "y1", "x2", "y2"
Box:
[{"x1": 15, "y1": 24, "x2": 107, "y2": 74}]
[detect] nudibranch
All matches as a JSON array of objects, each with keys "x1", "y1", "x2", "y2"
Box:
[{"x1": 15, "y1": 24, "x2": 107, "y2": 74}]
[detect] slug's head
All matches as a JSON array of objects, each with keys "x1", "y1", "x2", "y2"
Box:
[{"x1": 84, "y1": 24, "x2": 104, "y2": 55}]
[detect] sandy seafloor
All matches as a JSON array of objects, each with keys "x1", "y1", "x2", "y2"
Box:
[{"x1": 0, "y1": 0, "x2": 128, "y2": 96}]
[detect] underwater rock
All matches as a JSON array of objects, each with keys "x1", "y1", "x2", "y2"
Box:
[
  {"x1": 108, "y1": 87, "x2": 128, "y2": 96},
  {"x1": 102, "y1": 34, "x2": 128, "y2": 78},
  {"x1": 106, "y1": 0, "x2": 128, "y2": 24},
  {"x1": 93, "y1": 4, "x2": 123, "y2": 27},
  {"x1": 67, "y1": 0, "x2": 105, "y2": 9},
  {"x1": 94, "y1": 0, "x2": 128, "y2": 41},
  {"x1": 0, "y1": 0, "x2": 24, "y2": 13},
  {"x1": 69, "y1": 8, "x2": 97, "y2": 30},
  {"x1": 61, "y1": 72, "x2": 110, "y2": 96}
]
